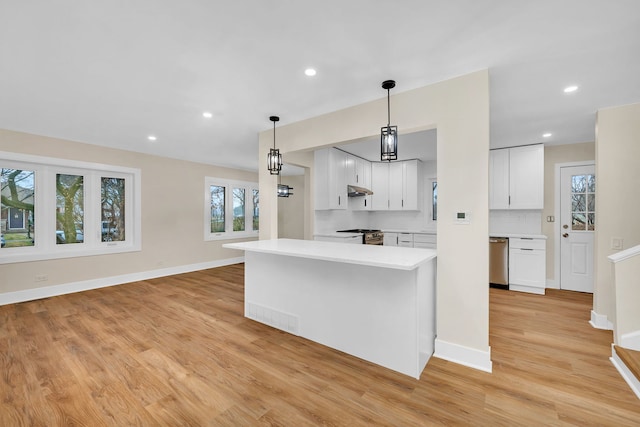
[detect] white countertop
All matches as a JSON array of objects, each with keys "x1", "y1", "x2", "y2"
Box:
[
  {"x1": 383, "y1": 229, "x2": 437, "y2": 234},
  {"x1": 313, "y1": 232, "x2": 362, "y2": 238},
  {"x1": 489, "y1": 233, "x2": 547, "y2": 239},
  {"x1": 224, "y1": 238, "x2": 436, "y2": 271}
]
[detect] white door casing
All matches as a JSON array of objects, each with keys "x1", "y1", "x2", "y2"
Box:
[{"x1": 560, "y1": 164, "x2": 595, "y2": 293}]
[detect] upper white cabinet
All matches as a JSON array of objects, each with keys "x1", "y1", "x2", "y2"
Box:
[
  {"x1": 489, "y1": 144, "x2": 544, "y2": 210},
  {"x1": 314, "y1": 148, "x2": 347, "y2": 210},
  {"x1": 372, "y1": 160, "x2": 422, "y2": 211},
  {"x1": 348, "y1": 154, "x2": 372, "y2": 211}
]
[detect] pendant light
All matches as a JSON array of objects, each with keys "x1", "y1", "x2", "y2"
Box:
[
  {"x1": 277, "y1": 183, "x2": 293, "y2": 197},
  {"x1": 380, "y1": 80, "x2": 398, "y2": 161},
  {"x1": 267, "y1": 115, "x2": 282, "y2": 175}
]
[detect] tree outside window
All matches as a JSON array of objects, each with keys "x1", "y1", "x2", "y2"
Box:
[
  {"x1": 1, "y1": 168, "x2": 35, "y2": 247},
  {"x1": 56, "y1": 174, "x2": 84, "y2": 244},
  {"x1": 233, "y1": 188, "x2": 245, "y2": 231},
  {"x1": 101, "y1": 177, "x2": 125, "y2": 242}
]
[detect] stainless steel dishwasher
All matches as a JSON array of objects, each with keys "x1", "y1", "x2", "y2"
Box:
[{"x1": 489, "y1": 237, "x2": 509, "y2": 289}]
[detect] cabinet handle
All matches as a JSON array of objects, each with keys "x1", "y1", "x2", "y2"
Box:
[
  {"x1": 402, "y1": 199, "x2": 404, "y2": 207},
  {"x1": 364, "y1": 199, "x2": 367, "y2": 207},
  {"x1": 357, "y1": 174, "x2": 359, "y2": 183},
  {"x1": 509, "y1": 195, "x2": 511, "y2": 205},
  {"x1": 520, "y1": 248, "x2": 534, "y2": 251}
]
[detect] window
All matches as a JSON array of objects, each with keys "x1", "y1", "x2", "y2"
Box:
[
  {"x1": 571, "y1": 174, "x2": 595, "y2": 231},
  {"x1": 432, "y1": 181, "x2": 438, "y2": 221},
  {"x1": 2, "y1": 168, "x2": 35, "y2": 248},
  {"x1": 1, "y1": 151, "x2": 141, "y2": 264},
  {"x1": 252, "y1": 189, "x2": 259, "y2": 231},
  {"x1": 205, "y1": 178, "x2": 258, "y2": 240},
  {"x1": 56, "y1": 173, "x2": 84, "y2": 245}
]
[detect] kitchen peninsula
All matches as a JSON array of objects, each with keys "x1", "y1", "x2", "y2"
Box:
[{"x1": 223, "y1": 239, "x2": 437, "y2": 378}]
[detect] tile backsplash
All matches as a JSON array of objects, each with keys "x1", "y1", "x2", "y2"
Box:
[{"x1": 489, "y1": 210, "x2": 542, "y2": 235}]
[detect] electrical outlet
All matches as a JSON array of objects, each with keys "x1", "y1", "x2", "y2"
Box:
[{"x1": 35, "y1": 274, "x2": 48, "y2": 282}]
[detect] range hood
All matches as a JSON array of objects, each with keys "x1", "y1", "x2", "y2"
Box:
[{"x1": 347, "y1": 185, "x2": 373, "y2": 197}]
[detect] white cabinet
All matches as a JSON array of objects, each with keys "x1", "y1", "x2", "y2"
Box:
[
  {"x1": 398, "y1": 233, "x2": 413, "y2": 247},
  {"x1": 490, "y1": 144, "x2": 544, "y2": 210},
  {"x1": 371, "y1": 163, "x2": 390, "y2": 210},
  {"x1": 371, "y1": 160, "x2": 421, "y2": 211},
  {"x1": 509, "y1": 237, "x2": 546, "y2": 295},
  {"x1": 413, "y1": 233, "x2": 437, "y2": 249},
  {"x1": 349, "y1": 155, "x2": 372, "y2": 211},
  {"x1": 314, "y1": 148, "x2": 347, "y2": 210},
  {"x1": 383, "y1": 232, "x2": 398, "y2": 246}
]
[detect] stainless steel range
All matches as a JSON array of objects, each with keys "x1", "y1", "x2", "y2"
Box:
[{"x1": 337, "y1": 229, "x2": 384, "y2": 245}]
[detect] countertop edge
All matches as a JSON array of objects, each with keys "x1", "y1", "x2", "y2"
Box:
[{"x1": 224, "y1": 239, "x2": 436, "y2": 271}]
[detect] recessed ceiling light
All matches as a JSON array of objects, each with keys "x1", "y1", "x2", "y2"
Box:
[
  {"x1": 304, "y1": 68, "x2": 317, "y2": 77},
  {"x1": 543, "y1": 133, "x2": 552, "y2": 138},
  {"x1": 202, "y1": 111, "x2": 213, "y2": 118},
  {"x1": 563, "y1": 85, "x2": 579, "y2": 93},
  {"x1": 148, "y1": 135, "x2": 157, "y2": 141}
]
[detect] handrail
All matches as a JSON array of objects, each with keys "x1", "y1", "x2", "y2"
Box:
[{"x1": 608, "y1": 244, "x2": 640, "y2": 264}]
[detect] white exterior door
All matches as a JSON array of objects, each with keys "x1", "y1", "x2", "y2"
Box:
[{"x1": 560, "y1": 165, "x2": 595, "y2": 292}]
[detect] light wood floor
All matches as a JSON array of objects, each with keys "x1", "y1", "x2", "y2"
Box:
[{"x1": 1, "y1": 264, "x2": 639, "y2": 426}]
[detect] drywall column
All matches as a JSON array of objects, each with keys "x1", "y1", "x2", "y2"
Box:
[
  {"x1": 594, "y1": 103, "x2": 640, "y2": 330},
  {"x1": 258, "y1": 70, "x2": 491, "y2": 371}
]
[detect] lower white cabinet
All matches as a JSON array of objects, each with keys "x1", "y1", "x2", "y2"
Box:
[
  {"x1": 383, "y1": 232, "x2": 398, "y2": 246},
  {"x1": 509, "y1": 238, "x2": 546, "y2": 294},
  {"x1": 398, "y1": 233, "x2": 413, "y2": 247},
  {"x1": 413, "y1": 233, "x2": 437, "y2": 249},
  {"x1": 383, "y1": 232, "x2": 437, "y2": 248}
]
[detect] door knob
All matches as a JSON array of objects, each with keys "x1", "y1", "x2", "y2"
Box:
[{"x1": 562, "y1": 233, "x2": 569, "y2": 238}]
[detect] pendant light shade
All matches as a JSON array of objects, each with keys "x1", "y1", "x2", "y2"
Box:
[
  {"x1": 277, "y1": 184, "x2": 293, "y2": 197},
  {"x1": 267, "y1": 116, "x2": 282, "y2": 175},
  {"x1": 380, "y1": 80, "x2": 398, "y2": 161}
]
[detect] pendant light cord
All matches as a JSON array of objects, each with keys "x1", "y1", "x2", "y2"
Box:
[
  {"x1": 273, "y1": 121, "x2": 276, "y2": 150},
  {"x1": 387, "y1": 89, "x2": 392, "y2": 126}
]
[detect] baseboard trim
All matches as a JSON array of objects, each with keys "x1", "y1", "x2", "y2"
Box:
[
  {"x1": 433, "y1": 339, "x2": 492, "y2": 373},
  {"x1": 0, "y1": 256, "x2": 245, "y2": 306},
  {"x1": 611, "y1": 345, "x2": 640, "y2": 400},
  {"x1": 590, "y1": 310, "x2": 614, "y2": 330}
]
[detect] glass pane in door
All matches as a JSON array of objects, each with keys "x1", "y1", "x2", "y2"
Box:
[{"x1": 571, "y1": 174, "x2": 595, "y2": 231}]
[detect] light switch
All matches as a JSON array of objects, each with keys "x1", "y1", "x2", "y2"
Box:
[
  {"x1": 611, "y1": 237, "x2": 623, "y2": 250},
  {"x1": 546, "y1": 216, "x2": 555, "y2": 222}
]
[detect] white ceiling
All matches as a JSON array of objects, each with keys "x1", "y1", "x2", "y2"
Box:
[{"x1": 1, "y1": 1, "x2": 639, "y2": 172}]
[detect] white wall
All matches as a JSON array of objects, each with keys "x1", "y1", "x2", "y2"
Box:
[
  {"x1": 258, "y1": 70, "x2": 491, "y2": 371},
  {"x1": 595, "y1": 102, "x2": 640, "y2": 329},
  {"x1": 278, "y1": 175, "x2": 305, "y2": 239}
]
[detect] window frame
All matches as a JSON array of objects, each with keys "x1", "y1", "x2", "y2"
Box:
[
  {"x1": 1, "y1": 151, "x2": 141, "y2": 264},
  {"x1": 204, "y1": 177, "x2": 258, "y2": 241}
]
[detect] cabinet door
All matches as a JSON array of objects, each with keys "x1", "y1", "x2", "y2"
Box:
[
  {"x1": 509, "y1": 145, "x2": 544, "y2": 209},
  {"x1": 329, "y1": 149, "x2": 347, "y2": 209},
  {"x1": 383, "y1": 232, "x2": 398, "y2": 246},
  {"x1": 388, "y1": 162, "x2": 404, "y2": 210},
  {"x1": 314, "y1": 148, "x2": 347, "y2": 210},
  {"x1": 489, "y1": 149, "x2": 510, "y2": 209},
  {"x1": 402, "y1": 160, "x2": 419, "y2": 210},
  {"x1": 345, "y1": 153, "x2": 358, "y2": 186},
  {"x1": 371, "y1": 163, "x2": 389, "y2": 210},
  {"x1": 509, "y1": 248, "x2": 545, "y2": 289},
  {"x1": 352, "y1": 158, "x2": 372, "y2": 211}
]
